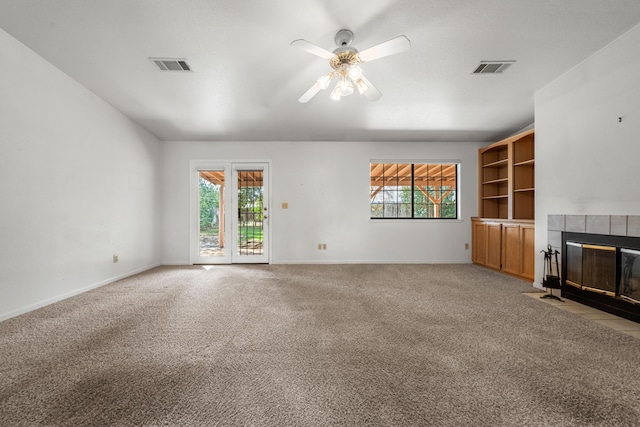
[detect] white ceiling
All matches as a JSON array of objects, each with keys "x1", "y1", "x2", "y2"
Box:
[{"x1": 1, "y1": 0, "x2": 640, "y2": 143}]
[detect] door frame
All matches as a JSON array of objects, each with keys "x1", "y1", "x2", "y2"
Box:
[{"x1": 189, "y1": 160, "x2": 271, "y2": 265}]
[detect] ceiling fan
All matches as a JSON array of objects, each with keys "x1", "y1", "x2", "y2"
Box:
[{"x1": 291, "y1": 29, "x2": 411, "y2": 103}]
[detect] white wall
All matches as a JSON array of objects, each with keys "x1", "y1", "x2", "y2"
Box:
[
  {"x1": 0, "y1": 29, "x2": 162, "y2": 320},
  {"x1": 162, "y1": 140, "x2": 483, "y2": 264},
  {"x1": 534, "y1": 23, "x2": 640, "y2": 284}
]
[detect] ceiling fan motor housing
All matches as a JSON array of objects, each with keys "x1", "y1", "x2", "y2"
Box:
[
  {"x1": 329, "y1": 50, "x2": 360, "y2": 70},
  {"x1": 330, "y1": 30, "x2": 361, "y2": 70}
]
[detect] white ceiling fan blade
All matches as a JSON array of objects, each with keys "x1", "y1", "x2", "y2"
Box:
[
  {"x1": 291, "y1": 39, "x2": 335, "y2": 60},
  {"x1": 358, "y1": 35, "x2": 411, "y2": 62},
  {"x1": 298, "y1": 82, "x2": 322, "y2": 103},
  {"x1": 358, "y1": 75, "x2": 382, "y2": 102}
]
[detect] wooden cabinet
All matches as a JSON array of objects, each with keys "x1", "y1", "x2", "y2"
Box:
[
  {"x1": 501, "y1": 223, "x2": 522, "y2": 276},
  {"x1": 520, "y1": 224, "x2": 535, "y2": 280},
  {"x1": 471, "y1": 220, "x2": 503, "y2": 271},
  {"x1": 486, "y1": 222, "x2": 502, "y2": 270},
  {"x1": 501, "y1": 222, "x2": 535, "y2": 280},
  {"x1": 472, "y1": 219, "x2": 535, "y2": 281},
  {"x1": 471, "y1": 220, "x2": 487, "y2": 265},
  {"x1": 472, "y1": 220, "x2": 501, "y2": 269},
  {"x1": 473, "y1": 129, "x2": 535, "y2": 282}
]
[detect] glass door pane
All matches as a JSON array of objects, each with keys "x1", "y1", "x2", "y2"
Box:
[
  {"x1": 197, "y1": 170, "x2": 227, "y2": 262},
  {"x1": 237, "y1": 170, "x2": 263, "y2": 256},
  {"x1": 232, "y1": 164, "x2": 268, "y2": 263}
]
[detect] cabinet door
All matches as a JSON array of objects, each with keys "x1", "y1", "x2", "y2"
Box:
[
  {"x1": 486, "y1": 222, "x2": 502, "y2": 270},
  {"x1": 520, "y1": 224, "x2": 535, "y2": 280},
  {"x1": 472, "y1": 221, "x2": 488, "y2": 265},
  {"x1": 501, "y1": 223, "x2": 522, "y2": 276}
]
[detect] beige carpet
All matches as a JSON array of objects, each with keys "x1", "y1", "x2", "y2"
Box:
[{"x1": 1, "y1": 264, "x2": 639, "y2": 426}]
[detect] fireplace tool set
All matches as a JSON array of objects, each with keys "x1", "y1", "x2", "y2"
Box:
[{"x1": 541, "y1": 244, "x2": 563, "y2": 301}]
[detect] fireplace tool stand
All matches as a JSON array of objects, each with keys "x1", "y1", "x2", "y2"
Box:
[{"x1": 541, "y1": 244, "x2": 563, "y2": 302}]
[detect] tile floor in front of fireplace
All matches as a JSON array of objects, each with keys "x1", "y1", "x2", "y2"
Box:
[{"x1": 525, "y1": 291, "x2": 640, "y2": 340}]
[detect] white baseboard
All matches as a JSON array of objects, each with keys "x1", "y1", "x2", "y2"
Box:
[
  {"x1": 532, "y1": 282, "x2": 545, "y2": 290},
  {"x1": 271, "y1": 259, "x2": 472, "y2": 264},
  {"x1": 0, "y1": 263, "x2": 161, "y2": 322}
]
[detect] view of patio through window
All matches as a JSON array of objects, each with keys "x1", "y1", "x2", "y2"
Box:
[{"x1": 370, "y1": 163, "x2": 458, "y2": 219}]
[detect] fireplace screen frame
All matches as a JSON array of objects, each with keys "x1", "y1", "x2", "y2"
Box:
[
  {"x1": 564, "y1": 241, "x2": 617, "y2": 296},
  {"x1": 560, "y1": 231, "x2": 640, "y2": 323},
  {"x1": 561, "y1": 232, "x2": 640, "y2": 323}
]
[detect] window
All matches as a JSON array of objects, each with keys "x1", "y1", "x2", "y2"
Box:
[{"x1": 370, "y1": 163, "x2": 458, "y2": 219}]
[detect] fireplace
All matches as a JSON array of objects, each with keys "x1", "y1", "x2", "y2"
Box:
[{"x1": 562, "y1": 231, "x2": 640, "y2": 322}]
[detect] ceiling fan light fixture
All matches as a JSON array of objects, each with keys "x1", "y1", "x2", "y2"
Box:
[
  {"x1": 317, "y1": 73, "x2": 333, "y2": 90},
  {"x1": 347, "y1": 65, "x2": 362, "y2": 81},
  {"x1": 330, "y1": 87, "x2": 341, "y2": 101},
  {"x1": 336, "y1": 78, "x2": 354, "y2": 96},
  {"x1": 355, "y1": 78, "x2": 369, "y2": 94}
]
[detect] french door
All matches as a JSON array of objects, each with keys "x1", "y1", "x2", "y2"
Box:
[
  {"x1": 191, "y1": 162, "x2": 269, "y2": 264},
  {"x1": 231, "y1": 165, "x2": 268, "y2": 263}
]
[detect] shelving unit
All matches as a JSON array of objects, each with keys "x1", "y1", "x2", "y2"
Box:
[
  {"x1": 512, "y1": 131, "x2": 535, "y2": 220},
  {"x1": 473, "y1": 129, "x2": 535, "y2": 281},
  {"x1": 478, "y1": 129, "x2": 535, "y2": 220},
  {"x1": 480, "y1": 144, "x2": 509, "y2": 219}
]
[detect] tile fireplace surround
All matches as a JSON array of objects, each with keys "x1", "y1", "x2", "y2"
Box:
[
  {"x1": 548, "y1": 214, "x2": 640, "y2": 322},
  {"x1": 547, "y1": 214, "x2": 640, "y2": 260}
]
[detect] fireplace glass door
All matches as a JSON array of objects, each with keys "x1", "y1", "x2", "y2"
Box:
[
  {"x1": 565, "y1": 242, "x2": 617, "y2": 296},
  {"x1": 565, "y1": 242, "x2": 583, "y2": 288},
  {"x1": 621, "y1": 249, "x2": 640, "y2": 304},
  {"x1": 581, "y1": 244, "x2": 616, "y2": 296}
]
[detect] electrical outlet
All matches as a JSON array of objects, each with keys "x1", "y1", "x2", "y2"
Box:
[
  {"x1": 317, "y1": 243, "x2": 322, "y2": 250},
  {"x1": 282, "y1": 202, "x2": 288, "y2": 209},
  {"x1": 465, "y1": 243, "x2": 469, "y2": 250},
  {"x1": 322, "y1": 244, "x2": 327, "y2": 250},
  {"x1": 113, "y1": 254, "x2": 119, "y2": 263}
]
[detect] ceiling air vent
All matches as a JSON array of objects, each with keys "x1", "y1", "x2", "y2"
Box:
[
  {"x1": 472, "y1": 61, "x2": 515, "y2": 74},
  {"x1": 149, "y1": 57, "x2": 192, "y2": 72}
]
